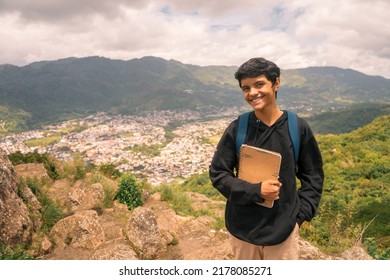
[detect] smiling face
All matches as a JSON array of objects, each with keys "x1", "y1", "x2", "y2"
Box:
[{"x1": 241, "y1": 75, "x2": 280, "y2": 113}]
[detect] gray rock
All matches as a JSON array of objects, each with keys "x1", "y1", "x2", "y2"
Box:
[
  {"x1": 0, "y1": 148, "x2": 33, "y2": 247},
  {"x1": 50, "y1": 210, "x2": 105, "y2": 250},
  {"x1": 342, "y1": 246, "x2": 373, "y2": 260},
  {"x1": 126, "y1": 207, "x2": 163, "y2": 259}
]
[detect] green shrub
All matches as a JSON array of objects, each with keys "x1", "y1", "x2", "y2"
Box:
[
  {"x1": 365, "y1": 237, "x2": 390, "y2": 260},
  {"x1": 0, "y1": 245, "x2": 33, "y2": 260},
  {"x1": 114, "y1": 174, "x2": 143, "y2": 210},
  {"x1": 99, "y1": 163, "x2": 122, "y2": 179}
]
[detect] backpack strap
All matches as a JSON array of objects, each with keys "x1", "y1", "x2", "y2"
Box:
[
  {"x1": 286, "y1": 110, "x2": 300, "y2": 164},
  {"x1": 235, "y1": 111, "x2": 251, "y2": 155}
]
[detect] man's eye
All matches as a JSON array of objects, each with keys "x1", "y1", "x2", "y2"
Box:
[{"x1": 255, "y1": 82, "x2": 264, "y2": 88}]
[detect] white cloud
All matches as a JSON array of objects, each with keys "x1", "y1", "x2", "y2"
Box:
[
  {"x1": 0, "y1": 0, "x2": 389, "y2": 78},
  {"x1": 0, "y1": 0, "x2": 150, "y2": 21}
]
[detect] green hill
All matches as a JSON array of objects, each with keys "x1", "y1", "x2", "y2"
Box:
[
  {"x1": 0, "y1": 56, "x2": 244, "y2": 131},
  {"x1": 300, "y1": 114, "x2": 390, "y2": 259},
  {"x1": 1, "y1": 56, "x2": 389, "y2": 133},
  {"x1": 306, "y1": 103, "x2": 390, "y2": 134},
  {"x1": 280, "y1": 66, "x2": 390, "y2": 107}
]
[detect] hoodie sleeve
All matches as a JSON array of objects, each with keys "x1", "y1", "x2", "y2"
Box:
[
  {"x1": 209, "y1": 120, "x2": 265, "y2": 205},
  {"x1": 296, "y1": 119, "x2": 324, "y2": 226}
]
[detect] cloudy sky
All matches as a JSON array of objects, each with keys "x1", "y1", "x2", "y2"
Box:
[{"x1": 1, "y1": 0, "x2": 389, "y2": 78}]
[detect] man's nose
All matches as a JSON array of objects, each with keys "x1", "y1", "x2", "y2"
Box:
[{"x1": 249, "y1": 87, "x2": 258, "y2": 96}]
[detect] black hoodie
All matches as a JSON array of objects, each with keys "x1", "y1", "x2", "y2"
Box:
[{"x1": 209, "y1": 111, "x2": 324, "y2": 245}]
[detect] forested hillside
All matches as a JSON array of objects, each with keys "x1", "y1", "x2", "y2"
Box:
[
  {"x1": 1, "y1": 56, "x2": 389, "y2": 134},
  {"x1": 0, "y1": 56, "x2": 243, "y2": 133},
  {"x1": 306, "y1": 103, "x2": 390, "y2": 134},
  {"x1": 300, "y1": 114, "x2": 390, "y2": 259}
]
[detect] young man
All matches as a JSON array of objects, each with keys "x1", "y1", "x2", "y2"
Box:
[{"x1": 209, "y1": 57, "x2": 324, "y2": 260}]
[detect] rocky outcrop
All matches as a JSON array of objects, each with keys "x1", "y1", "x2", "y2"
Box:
[
  {"x1": 298, "y1": 239, "x2": 335, "y2": 260},
  {"x1": 341, "y1": 246, "x2": 373, "y2": 260},
  {"x1": 18, "y1": 182, "x2": 43, "y2": 229},
  {"x1": 0, "y1": 149, "x2": 33, "y2": 247},
  {"x1": 14, "y1": 163, "x2": 50, "y2": 180},
  {"x1": 0, "y1": 155, "x2": 376, "y2": 260},
  {"x1": 69, "y1": 182, "x2": 104, "y2": 211},
  {"x1": 50, "y1": 210, "x2": 105, "y2": 250},
  {"x1": 92, "y1": 243, "x2": 138, "y2": 260},
  {"x1": 126, "y1": 207, "x2": 164, "y2": 259},
  {"x1": 47, "y1": 175, "x2": 111, "y2": 212},
  {"x1": 299, "y1": 239, "x2": 373, "y2": 260}
]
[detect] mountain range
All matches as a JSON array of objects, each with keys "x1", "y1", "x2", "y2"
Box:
[{"x1": 0, "y1": 56, "x2": 389, "y2": 133}]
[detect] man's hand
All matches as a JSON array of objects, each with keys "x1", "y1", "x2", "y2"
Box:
[{"x1": 260, "y1": 180, "x2": 282, "y2": 200}]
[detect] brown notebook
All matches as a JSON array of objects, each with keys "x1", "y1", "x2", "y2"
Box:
[{"x1": 238, "y1": 144, "x2": 282, "y2": 208}]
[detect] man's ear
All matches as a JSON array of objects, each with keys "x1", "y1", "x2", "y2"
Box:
[{"x1": 274, "y1": 77, "x2": 280, "y2": 91}]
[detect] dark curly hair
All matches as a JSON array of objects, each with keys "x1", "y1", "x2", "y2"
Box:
[{"x1": 234, "y1": 57, "x2": 280, "y2": 88}]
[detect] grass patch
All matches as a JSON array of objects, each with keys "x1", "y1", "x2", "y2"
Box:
[
  {"x1": 159, "y1": 184, "x2": 194, "y2": 216},
  {"x1": 0, "y1": 245, "x2": 34, "y2": 260},
  {"x1": 24, "y1": 135, "x2": 61, "y2": 147},
  {"x1": 180, "y1": 172, "x2": 225, "y2": 200},
  {"x1": 119, "y1": 132, "x2": 134, "y2": 137},
  {"x1": 131, "y1": 143, "x2": 164, "y2": 157},
  {"x1": 157, "y1": 182, "x2": 226, "y2": 231},
  {"x1": 19, "y1": 177, "x2": 64, "y2": 234},
  {"x1": 58, "y1": 123, "x2": 88, "y2": 134}
]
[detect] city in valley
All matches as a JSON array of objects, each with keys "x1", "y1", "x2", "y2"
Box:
[{"x1": 0, "y1": 108, "x2": 242, "y2": 186}]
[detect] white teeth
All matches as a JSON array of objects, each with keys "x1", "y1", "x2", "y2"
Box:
[{"x1": 251, "y1": 96, "x2": 264, "y2": 103}]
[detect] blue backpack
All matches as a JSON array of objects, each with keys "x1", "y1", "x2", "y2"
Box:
[{"x1": 235, "y1": 111, "x2": 300, "y2": 164}]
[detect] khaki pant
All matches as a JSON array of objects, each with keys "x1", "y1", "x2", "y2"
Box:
[{"x1": 230, "y1": 224, "x2": 300, "y2": 260}]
